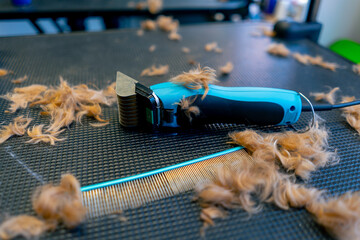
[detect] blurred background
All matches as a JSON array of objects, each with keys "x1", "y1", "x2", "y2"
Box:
[{"x1": 0, "y1": 0, "x2": 359, "y2": 48}]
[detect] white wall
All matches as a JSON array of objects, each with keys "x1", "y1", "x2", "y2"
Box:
[{"x1": 317, "y1": 0, "x2": 360, "y2": 46}]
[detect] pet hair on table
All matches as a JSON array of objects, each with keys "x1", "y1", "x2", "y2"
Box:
[
  {"x1": 147, "y1": 0, "x2": 163, "y2": 14},
  {"x1": 156, "y1": 15, "x2": 179, "y2": 32},
  {"x1": 219, "y1": 62, "x2": 234, "y2": 75},
  {"x1": 170, "y1": 65, "x2": 218, "y2": 100},
  {"x1": 267, "y1": 43, "x2": 290, "y2": 57},
  {"x1": 204, "y1": 42, "x2": 222, "y2": 53},
  {"x1": 141, "y1": 65, "x2": 169, "y2": 76},
  {"x1": 182, "y1": 47, "x2": 190, "y2": 53},
  {"x1": 0, "y1": 116, "x2": 32, "y2": 144},
  {"x1": 0, "y1": 215, "x2": 52, "y2": 240},
  {"x1": 310, "y1": 87, "x2": 340, "y2": 105},
  {"x1": 341, "y1": 96, "x2": 360, "y2": 134},
  {"x1": 32, "y1": 174, "x2": 87, "y2": 229},
  {"x1": 149, "y1": 45, "x2": 156, "y2": 52},
  {"x1": 141, "y1": 19, "x2": 157, "y2": 31},
  {"x1": 11, "y1": 75, "x2": 28, "y2": 84},
  {"x1": 168, "y1": 31, "x2": 182, "y2": 41}
]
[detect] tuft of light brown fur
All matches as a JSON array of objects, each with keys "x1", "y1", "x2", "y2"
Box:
[
  {"x1": 156, "y1": 15, "x2": 179, "y2": 32},
  {"x1": 170, "y1": 65, "x2": 218, "y2": 100},
  {"x1": 204, "y1": 42, "x2": 222, "y2": 53},
  {"x1": 175, "y1": 96, "x2": 200, "y2": 122},
  {"x1": 168, "y1": 31, "x2": 182, "y2": 41},
  {"x1": 11, "y1": 75, "x2": 28, "y2": 84},
  {"x1": 2, "y1": 84, "x2": 48, "y2": 113},
  {"x1": 307, "y1": 191, "x2": 360, "y2": 240},
  {"x1": 229, "y1": 122, "x2": 336, "y2": 179},
  {"x1": 182, "y1": 47, "x2": 190, "y2": 53},
  {"x1": 293, "y1": 52, "x2": 310, "y2": 65},
  {"x1": 0, "y1": 69, "x2": 11, "y2": 77},
  {"x1": 149, "y1": 44, "x2": 156, "y2": 52},
  {"x1": 353, "y1": 64, "x2": 360, "y2": 75},
  {"x1": 0, "y1": 215, "x2": 51, "y2": 240},
  {"x1": 341, "y1": 96, "x2": 360, "y2": 134},
  {"x1": 32, "y1": 174, "x2": 87, "y2": 229},
  {"x1": 0, "y1": 116, "x2": 32, "y2": 144},
  {"x1": 292, "y1": 53, "x2": 340, "y2": 71},
  {"x1": 267, "y1": 43, "x2": 290, "y2": 57},
  {"x1": 2, "y1": 78, "x2": 116, "y2": 145},
  {"x1": 26, "y1": 125, "x2": 65, "y2": 145},
  {"x1": 141, "y1": 65, "x2": 169, "y2": 76},
  {"x1": 272, "y1": 180, "x2": 360, "y2": 240},
  {"x1": 310, "y1": 87, "x2": 340, "y2": 105},
  {"x1": 141, "y1": 19, "x2": 157, "y2": 31},
  {"x1": 147, "y1": 0, "x2": 162, "y2": 14},
  {"x1": 194, "y1": 121, "x2": 360, "y2": 240},
  {"x1": 219, "y1": 62, "x2": 234, "y2": 75},
  {"x1": 136, "y1": 29, "x2": 144, "y2": 36},
  {"x1": 89, "y1": 122, "x2": 110, "y2": 127}
]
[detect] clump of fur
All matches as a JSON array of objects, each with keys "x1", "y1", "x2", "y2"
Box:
[
  {"x1": 341, "y1": 96, "x2": 360, "y2": 134},
  {"x1": 141, "y1": 19, "x2": 157, "y2": 31},
  {"x1": 267, "y1": 43, "x2": 290, "y2": 57},
  {"x1": 204, "y1": 42, "x2": 222, "y2": 53},
  {"x1": 310, "y1": 87, "x2": 340, "y2": 105},
  {"x1": 292, "y1": 53, "x2": 340, "y2": 71},
  {"x1": 194, "y1": 120, "x2": 360, "y2": 240},
  {"x1": 156, "y1": 15, "x2": 179, "y2": 32},
  {"x1": 147, "y1": 0, "x2": 163, "y2": 14},
  {"x1": 2, "y1": 78, "x2": 116, "y2": 145},
  {"x1": 137, "y1": 29, "x2": 144, "y2": 36},
  {"x1": 32, "y1": 174, "x2": 87, "y2": 229},
  {"x1": 168, "y1": 31, "x2": 181, "y2": 41},
  {"x1": 182, "y1": 47, "x2": 190, "y2": 53},
  {"x1": 293, "y1": 52, "x2": 310, "y2": 64},
  {"x1": 170, "y1": 65, "x2": 218, "y2": 100},
  {"x1": 219, "y1": 62, "x2": 234, "y2": 75},
  {"x1": 0, "y1": 215, "x2": 51, "y2": 240},
  {"x1": 229, "y1": 122, "x2": 336, "y2": 179},
  {"x1": 175, "y1": 97, "x2": 200, "y2": 122},
  {"x1": 0, "y1": 116, "x2": 32, "y2": 144},
  {"x1": 2, "y1": 84, "x2": 48, "y2": 113},
  {"x1": 141, "y1": 65, "x2": 169, "y2": 76},
  {"x1": 149, "y1": 45, "x2": 156, "y2": 52},
  {"x1": 26, "y1": 125, "x2": 65, "y2": 145},
  {"x1": 353, "y1": 64, "x2": 360, "y2": 75},
  {"x1": 11, "y1": 75, "x2": 28, "y2": 84},
  {"x1": 307, "y1": 191, "x2": 360, "y2": 240},
  {"x1": 272, "y1": 180, "x2": 360, "y2": 240},
  {"x1": 0, "y1": 69, "x2": 11, "y2": 77}
]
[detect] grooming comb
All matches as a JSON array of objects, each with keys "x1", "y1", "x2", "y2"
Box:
[{"x1": 81, "y1": 146, "x2": 251, "y2": 218}]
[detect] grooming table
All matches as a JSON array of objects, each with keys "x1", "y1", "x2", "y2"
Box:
[{"x1": 0, "y1": 22, "x2": 359, "y2": 239}]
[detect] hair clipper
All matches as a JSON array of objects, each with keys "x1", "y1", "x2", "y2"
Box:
[{"x1": 115, "y1": 71, "x2": 302, "y2": 130}]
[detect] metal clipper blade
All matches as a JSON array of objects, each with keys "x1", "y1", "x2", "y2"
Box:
[{"x1": 116, "y1": 72, "x2": 139, "y2": 127}]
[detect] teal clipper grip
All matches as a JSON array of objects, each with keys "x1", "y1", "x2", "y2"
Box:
[{"x1": 151, "y1": 82, "x2": 302, "y2": 127}]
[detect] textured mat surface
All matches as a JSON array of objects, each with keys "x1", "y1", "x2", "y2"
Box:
[{"x1": 0, "y1": 22, "x2": 359, "y2": 239}]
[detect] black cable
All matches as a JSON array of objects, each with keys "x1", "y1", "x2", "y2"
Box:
[{"x1": 302, "y1": 100, "x2": 360, "y2": 112}]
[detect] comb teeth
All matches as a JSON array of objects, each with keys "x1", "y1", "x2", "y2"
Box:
[
  {"x1": 117, "y1": 95, "x2": 139, "y2": 127},
  {"x1": 82, "y1": 149, "x2": 252, "y2": 219}
]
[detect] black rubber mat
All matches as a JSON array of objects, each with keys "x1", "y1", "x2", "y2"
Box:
[{"x1": 0, "y1": 22, "x2": 359, "y2": 239}]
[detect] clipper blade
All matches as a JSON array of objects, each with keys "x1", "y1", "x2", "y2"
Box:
[{"x1": 116, "y1": 72, "x2": 139, "y2": 127}]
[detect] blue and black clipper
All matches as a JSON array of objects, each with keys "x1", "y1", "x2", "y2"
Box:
[{"x1": 115, "y1": 71, "x2": 303, "y2": 129}]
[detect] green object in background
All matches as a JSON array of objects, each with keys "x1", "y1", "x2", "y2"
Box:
[{"x1": 330, "y1": 39, "x2": 360, "y2": 64}]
